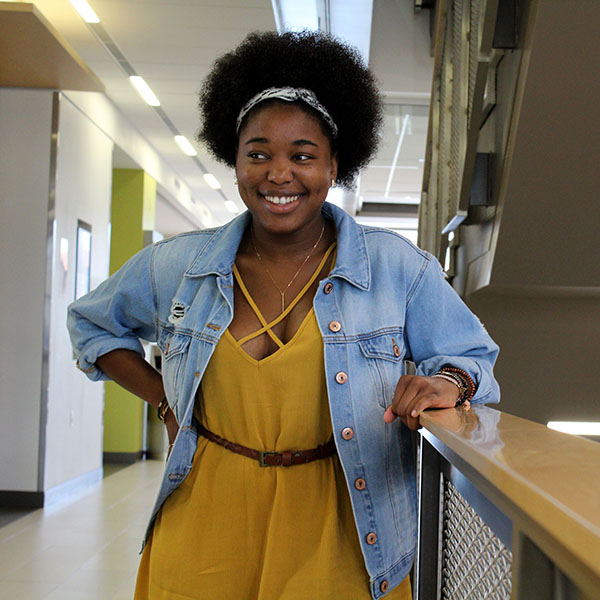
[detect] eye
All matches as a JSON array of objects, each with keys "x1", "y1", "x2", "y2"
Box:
[
  {"x1": 247, "y1": 151, "x2": 268, "y2": 160},
  {"x1": 293, "y1": 153, "x2": 314, "y2": 162}
]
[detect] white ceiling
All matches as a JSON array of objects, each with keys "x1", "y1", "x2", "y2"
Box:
[{"x1": 27, "y1": 0, "x2": 433, "y2": 236}]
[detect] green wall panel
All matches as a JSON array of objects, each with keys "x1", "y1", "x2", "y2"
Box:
[{"x1": 103, "y1": 169, "x2": 156, "y2": 457}]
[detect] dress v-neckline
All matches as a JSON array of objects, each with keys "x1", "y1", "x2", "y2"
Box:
[{"x1": 228, "y1": 241, "x2": 336, "y2": 364}]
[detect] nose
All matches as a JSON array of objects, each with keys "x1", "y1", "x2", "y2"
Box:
[{"x1": 267, "y1": 157, "x2": 293, "y2": 184}]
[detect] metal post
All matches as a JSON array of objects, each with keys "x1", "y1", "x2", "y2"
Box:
[{"x1": 415, "y1": 434, "x2": 442, "y2": 600}]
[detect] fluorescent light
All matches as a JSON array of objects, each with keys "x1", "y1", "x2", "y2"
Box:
[
  {"x1": 174, "y1": 135, "x2": 197, "y2": 156},
  {"x1": 384, "y1": 115, "x2": 409, "y2": 198},
  {"x1": 70, "y1": 0, "x2": 100, "y2": 23},
  {"x1": 224, "y1": 200, "x2": 239, "y2": 213},
  {"x1": 129, "y1": 76, "x2": 160, "y2": 107},
  {"x1": 203, "y1": 173, "x2": 221, "y2": 189},
  {"x1": 547, "y1": 422, "x2": 600, "y2": 436}
]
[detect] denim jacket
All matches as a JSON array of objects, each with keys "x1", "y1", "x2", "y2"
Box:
[{"x1": 68, "y1": 202, "x2": 499, "y2": 599}]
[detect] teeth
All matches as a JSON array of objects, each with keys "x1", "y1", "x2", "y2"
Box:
[{"x1": 264, "y1": 195, "x2": 300, "y2": 205}]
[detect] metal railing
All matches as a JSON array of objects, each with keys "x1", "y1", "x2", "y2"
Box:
[{"x1": 414, "y1": 405, "x2": 600, "y2": 599}]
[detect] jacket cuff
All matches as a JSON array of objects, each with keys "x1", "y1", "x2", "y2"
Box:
[
  {"x1": 416, "y1": 355, "x2": 499, "y2": 405},
  {"x1": 76, "y1": 335, "x2": 145, "y2": 381}
]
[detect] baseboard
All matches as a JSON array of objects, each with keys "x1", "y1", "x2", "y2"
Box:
[
  {"x1": 0, "y1": 466, "x2": 103, "y2": 508},
  {"x1": 44, "y1": 467, "x2": 103, "y2": 506},
  {"x1": 103, "y1": 451, "x2": 143, "y2": 464},
  {"x1": 0, "y1": 490, "x2": 44, "y2": 509}
]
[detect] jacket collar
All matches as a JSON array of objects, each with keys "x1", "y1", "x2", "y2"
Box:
[
  {"x1": 322, "y1": 202, "x2": 370, "y2": 290},
  {"x1": 184, "y1": 202, "x2": 370, "y2": 290}
]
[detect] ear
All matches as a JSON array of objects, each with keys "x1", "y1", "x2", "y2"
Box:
[{"x1": 330, "y1": 152, "x2": 339, "y2": 182}]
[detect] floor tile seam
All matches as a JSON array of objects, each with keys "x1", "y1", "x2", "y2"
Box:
[
  {"x1": 0, "y1": 542, "x2": 60, "y2": 581},
  {"x1": 0, "y1": 518, "x2": 41, "y2": 542},
  {"x1": 0, "y1": 534, "x2": 120, "y2": 584},
  {"x1": 49, "y1": 565, "x2": 133, "y2": 593},
  {"x1": 0, "y1": 580, "x2": 61, "y2": 599}
]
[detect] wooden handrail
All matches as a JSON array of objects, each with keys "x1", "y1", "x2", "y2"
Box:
[{"x1": 419, "y1": 405, "x2": 600, "y2": 594}]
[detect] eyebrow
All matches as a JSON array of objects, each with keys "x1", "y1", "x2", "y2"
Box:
[{"x1": 244, "y1": 137, "x2": 319, "y2": 148}]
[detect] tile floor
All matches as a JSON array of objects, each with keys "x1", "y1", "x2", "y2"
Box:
[{"x1": 0, "y1": 460, "x2": 164, "y2": 600}]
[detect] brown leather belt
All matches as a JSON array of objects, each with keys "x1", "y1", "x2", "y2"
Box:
[{"x1": 198, "y1": 423, "x2": 337, "y2": 467}]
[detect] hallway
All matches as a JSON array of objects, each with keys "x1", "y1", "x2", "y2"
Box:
[{"x1": 0, "y1": 461, "x2": 163, "y2": 600}]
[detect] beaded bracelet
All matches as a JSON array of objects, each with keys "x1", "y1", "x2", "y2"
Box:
[{"x1": 434, "y1": 366, "x2": 476, "y2": 406}]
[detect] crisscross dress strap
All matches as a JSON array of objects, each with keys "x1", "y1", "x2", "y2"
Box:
[{"x1": 233, "y1": 241, "x2": 337, "y2": 347}]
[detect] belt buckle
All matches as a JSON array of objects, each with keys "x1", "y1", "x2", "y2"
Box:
[{"x1": 259, "y1": 451, "x2": 279, "y2": 467}]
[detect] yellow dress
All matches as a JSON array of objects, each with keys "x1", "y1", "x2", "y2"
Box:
[{"x1": 135, "y1": 247, "x2": 411, "y2": 600}]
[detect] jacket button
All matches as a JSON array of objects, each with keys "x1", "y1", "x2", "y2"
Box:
[
  {"x1": 335, "y1": 371, "x2": 348, "y2": 384},
  {"x1": 341, "y1": 427, "x2": 354, "y2": 440},
  {"x1": 329, "y1": 320, "x2": 342, "y2": 332},
  {"x1": 354, "y1": 478, "x2": 366, "y2": 490},
  {"x1": 380, "y1": 580, "x2": 389, "y2": 593},
  {"x1": 324, "y1": 282, "x2": 334, "y2": 294},
  {"x1": 393, "y1": 344, "x2": 401, "y2": 357},
  {"x1": 366, "y1": 532, "x2": 377, "y2": 545}
]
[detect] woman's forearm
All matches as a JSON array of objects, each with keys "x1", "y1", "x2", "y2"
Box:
[
  {"x1": 96, "y1": 349, "x2": 165, "y2": 410},
  {"x1": 96, "y1": 349, "x2": 179, "y2": 444}
]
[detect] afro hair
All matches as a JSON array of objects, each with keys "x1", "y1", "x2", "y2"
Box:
[{"x1": 197, "y1": 30, "x2": 383, "y2": 188}]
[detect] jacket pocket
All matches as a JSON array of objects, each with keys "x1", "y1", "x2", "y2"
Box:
[
  {"x1": 157, "y1": 328, "x2": 192, "y2": 410},
  {"x1": 358, "y1": 330, "x2": 405, "y2": 408}
]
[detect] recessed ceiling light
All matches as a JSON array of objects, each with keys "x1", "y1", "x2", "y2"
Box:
[
  {"x1": 224, "y1": 200, "x2": 238, "y2": 213},
  {"x1": 129, "y1": 76, "x2": 160, "y2": 107},
  {"x1": 203, "y1": 173, "x2": 221, "y2": 189},
  {"x1": 547, "y1": 421, "x2": 600, "y2": 435},
  {"x1": 174, "y1": 135, "x2": 197, "y2": 156},
  {"x1": 70, "y1": 0, "x2": 100, "y2": 23}
]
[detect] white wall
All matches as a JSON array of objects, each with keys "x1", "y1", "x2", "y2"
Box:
[
  {"x1": 1, "y1": 83, "x2": 215, "y2": 500},
  {"x1": 1, "y1": 79, "x2": 220, "y2": 499},
  {"x1": 63, "y1": 91, "x2": 213, "y2": 229},
  {"x1": 43, "y1": 94, "x2": 113, "y2": 490},
  {"x1": 0, "y1": 89, "x2": 54, "y2": 491}
]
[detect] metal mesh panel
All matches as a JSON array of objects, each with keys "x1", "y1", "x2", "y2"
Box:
[
  {"x1": 441, "y1": 480, "x2": 512, "y2": 600},
  {"x1": 468, "y1": 0, "x2": 482, "y2": 124},
  {"x1": 450, "y1": 0, "x2": 462, "y2": 214},
  {"x1": 450, "y1": 0, "x2": 469, "y2": 216},
  {"x1": 438, "y1": 9, "x2": 454, "y2": 235}
]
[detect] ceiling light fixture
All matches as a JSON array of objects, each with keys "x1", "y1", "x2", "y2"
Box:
[
  {"x1": 129, "y1": 76, "x2": 160, "y2": 107},
  {"x1": 174, "y1": 135, "x2": 197, "y2": 156},
  {"x1": 547, "y1": 421, "x2": 600, "y2": 436},
  {"x1": 224, "y1": 200, "x2": 238, "y2": 213},
  {"x1": 203, "y1": 173, "x2": 221, "y2": 189},
  {"x1": 69, "y1": 0, "x2": 100, "y2": 23}
]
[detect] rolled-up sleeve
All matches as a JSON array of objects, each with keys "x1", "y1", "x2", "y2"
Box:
[
  {"x1": 404, "y1": 256, "x2": 500, "y2": 404},
  {"x1": 67, "y1": 244, "x2": 158, "y2": 381}
]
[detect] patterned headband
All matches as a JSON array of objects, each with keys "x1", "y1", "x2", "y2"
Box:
[{"x1": 235, "y1": 87, "x2": 338, "y2": 138}]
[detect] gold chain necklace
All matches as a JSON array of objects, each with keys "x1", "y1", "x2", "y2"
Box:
[{"x1": 250, "y1": 223, "x2": 326, "y2": 313}]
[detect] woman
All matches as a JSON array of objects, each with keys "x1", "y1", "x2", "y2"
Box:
[{"x1": 68, "y1": 31, "x2": 499, "y2": 599}]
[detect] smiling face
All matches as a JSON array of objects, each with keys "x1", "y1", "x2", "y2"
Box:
[{"x1": 235, "y1": 101, "x2": 338, "y2": 240}]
